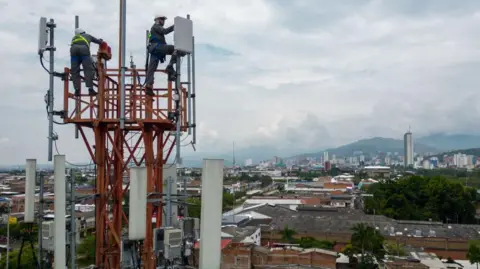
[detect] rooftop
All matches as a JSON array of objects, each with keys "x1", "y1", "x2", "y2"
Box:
[
  {"x1": 239, "y1": 204, "x2": 480, "y2": 239},
  {"x1": 222, "y1": 226, "x2": 258, "y2": 243}
]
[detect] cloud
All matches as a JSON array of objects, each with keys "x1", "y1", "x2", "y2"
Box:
[{"x1": 1, "y1": 0, "x2": 480, "y2": 164}]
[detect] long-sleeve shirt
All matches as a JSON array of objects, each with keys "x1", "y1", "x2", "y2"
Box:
[
  {"x1": 71, "y1": 33, "x2": 102, "y2": 47},
  {"x1": 149, "y1": 23, "x2": 174, "y2": 45}
]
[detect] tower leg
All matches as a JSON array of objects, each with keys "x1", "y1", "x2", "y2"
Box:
[
  {"x1": 95, "y1": 125, "x2": 107, "y2": 268},
  {"x1": 111, "y1": 128, "x2": 124, "y2": 268},
  {"x1": 155, "y1": 130, "x2": 164, "y2": 228},
  {"x1": 143, "y1": 125, "x2": 155, "y2": 269}
]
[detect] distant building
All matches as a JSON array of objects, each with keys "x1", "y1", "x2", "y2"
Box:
[
  {"x1": 363, "y1": 166, "x2": 391, "y2": 178},
  {"x1": 404, "y1": 131, "x2": 413, "y2": 167},
  {"x1": 422, "y1": 160, "x2": 431, "y2": 170}
]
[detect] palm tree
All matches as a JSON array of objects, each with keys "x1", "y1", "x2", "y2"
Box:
[
  {"x1": 280, "y1": 225, "x2": 296, "y2": 243},
  {"x1": 467, "y1": 243, "x2": 480, "y2": 269},
  {"x1": 351, "y1": 223, "x2": 384, "y2": 258},
  {"x1": 351, "y1": 223, "x2": 371, "y2": 255}
]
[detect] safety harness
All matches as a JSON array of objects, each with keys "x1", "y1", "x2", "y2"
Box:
[
  {"x1": 71, "y1": 34, "x2": 90, "y2": 62},
  {"x1": 72, "y1": 34, "x2": 90, "y2": 49},
  {"x1": 147, "y1": 33, "x2": 166, "y2": 63}
]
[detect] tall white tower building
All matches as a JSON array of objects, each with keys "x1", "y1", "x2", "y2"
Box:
[{"x1": 404, "y1": 129, "x2": 413, "y2": 167}]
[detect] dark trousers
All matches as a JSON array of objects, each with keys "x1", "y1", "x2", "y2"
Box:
[
  {"x1": 144, "y1": 44, "x2": 176, "y2": 87},
  {"x1": 70, "y1": 44, "x2": 94, "y2": 91}
]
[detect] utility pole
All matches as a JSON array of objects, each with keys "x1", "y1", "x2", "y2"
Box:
[
  {"x1": 175, "y1": 40, "x2": 183, "y2": 225},
  {"x1": 6, "y1": 200, "x2": 11, "y2": 269},
  {"x1": 46, "y1": 18, "x2": 56, "y2": 162},
  {"x1": 70, "y1": 169, "x2": 76, "y2": 269},
  {"x1": 166, "y1": 176, "x2": 172, "y2": 227},
  {"x1": 119, "y1": 0, "x2": 126, "y2": 129},
  {"x1": 38, "y1": 171, "x2": 44, "y2": 268},
  {"x1": 74, "y1": 15, "x2": 79, "y2": 140}
]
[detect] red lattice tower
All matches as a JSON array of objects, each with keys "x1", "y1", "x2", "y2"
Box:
[{"x1": 62, "y1": 44, "x2": 188, "y2": 268}]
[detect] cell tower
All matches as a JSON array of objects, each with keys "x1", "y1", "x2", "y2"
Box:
[{"x1": 38, "y1": 4, "x2": 196, "y2": 269}]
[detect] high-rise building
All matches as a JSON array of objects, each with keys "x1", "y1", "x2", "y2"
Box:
[
  {"x1": 404, "y1": 130, "x2": 413, "y2": 167},
  {"x1": 323, "y1": 151, "x2": 329, "y2": 163}
]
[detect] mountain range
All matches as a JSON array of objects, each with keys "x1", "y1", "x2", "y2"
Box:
[
  {"x1": 2, "y1": 133, "x2": 480, "y2": 169},
  {"x1": 289, "y1": 133, "x2": 480, "y2": 161},
  {"x1": 180, "y1": 133, "x2": 480, "y2": 167}
]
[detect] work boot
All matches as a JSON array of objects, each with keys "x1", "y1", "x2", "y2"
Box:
[
  {"x1": 88, "y1": 88, "x2": 97, "y2": 96},
  {"x1": 145, "y1": 85, "x2": 154, "y2": 96},
  {"x1": 74, "y1": 89, "x2": 80, "y2": 97}
]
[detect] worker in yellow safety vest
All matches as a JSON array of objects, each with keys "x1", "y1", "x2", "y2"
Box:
[
  {"x1": 70, "y1": 28, "x2": 104, "y2": 96},
  {"x1": 144, "y1": 14, "x2": 184, "y2": 96}
]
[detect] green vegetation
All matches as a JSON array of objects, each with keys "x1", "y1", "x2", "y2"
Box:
[
  {"x1": 342, "y1": 223, "x2": 384, "y2": 268},
  {"x1": 350, "y1": 223, "x2": 384, "y2": 258},
  {"x1": 364, "y1": 176, "x2": 477, "y2": 224},
  {"x1": 416, "y1": 168, "x2": 480, "y2": 188},
  {"x1": 78, "y1": 234, "x2": 96, "y2": 266},
  {"x1": 0, "y1": 223, "x2": 38, "y2": 241},
  {"x1": 296, "y1": 171, "x2": 328, "y2": 181},
  {"x1": 0, "y1": 244, "x2": 38, "y2": 269},
  {"x1": 0, "y1": 224, "x2": 40, "y2": 268},
  {"x1": 222, "y1": 192, "x2": 235, "y2": 209},
  {"x1": 468, "y1": 243, "x2": 480, "y2": 269},
  {"x1": 280, "y1": 225, "x2": 296, "y2": 242},
  {"x1": 297, "y1": 237, "x2": 334, "y2": 249},
  {"x1": 186, "y1": 192, "x2": 239, "y2": 218},
  {"x1": 356, "y1": 254, "x2": 379, "y2": 269},
  {"x1": 384, "y1": 241, "x2": 406, "y2": 256},
  {"x1": 228, "y1": 174, "x2": 273, "y2": 187},
  {"x1": 279, "y1": 226, "x2": 334, "y2": 250},
  {"x1": 186, "y1": 197, "x2": 201, "y2": 218}
]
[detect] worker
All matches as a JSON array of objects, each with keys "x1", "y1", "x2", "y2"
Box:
[
  {"x1": 144, "y1": 14, "x2": 182, "y2": 96},
  {"x1": 70, "y1": 28, "x2": 103, "y2": 96}
]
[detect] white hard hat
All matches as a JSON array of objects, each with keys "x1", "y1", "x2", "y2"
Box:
[
  {"x1": 154, "y1": 14, "x2": 167, "y2": 20},
  {"x1": 75, "y1": 28, "x2": 85, "y2": 35}
]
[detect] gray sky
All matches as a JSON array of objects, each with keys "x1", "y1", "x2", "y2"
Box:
[{"x1": 1, "y1": 0, "x2": 480, "y2": 164}]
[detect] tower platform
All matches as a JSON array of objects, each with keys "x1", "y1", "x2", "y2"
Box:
[{"x1": 62, "y1": 66, "x2": 188, "y2": 131}]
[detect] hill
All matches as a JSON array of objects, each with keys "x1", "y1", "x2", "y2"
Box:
[
  {"x1": 292, "y1": 137, "x2": 439, "y2": 159},
  {"x1": 430, "y1": 148, "x2": 480, "y2": 159},
  {"x1": 416, "y1": 133, "x2": 480, "y2": 151}
]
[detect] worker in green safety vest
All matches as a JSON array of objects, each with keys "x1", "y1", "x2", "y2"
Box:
[
  {"x1": 144, "y1": 14, "x2": 182, "y2": 96},
  {"x1": 70, "y1": 28, "x2": 104, "y2": 97}
]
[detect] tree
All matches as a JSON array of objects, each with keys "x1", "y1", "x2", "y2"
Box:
[
  {"x1": 186, "y1": 197, "x2": 201, "y2": 218},
  {"x1": 467, "y1": 243, "x2": 480, "y2": 269},
  {"x1": 357, "y1": 253, "x2": 378, "y2": 269},
  {"x1": 297, "y1": 237, "x2": 334, "y2": 249},
  {"x1": 0, "y1": 244, "x2": 37, "y2": 269},
  {"x1": 222, "y1": 192, "x2": 235, "y2": 209},
  {"x1": 259, "y1": 175, "x2": 273, "y2": 187},
  {"x1": 0, "y1": 223, "x2": 38, "y2": 241},
  {"x1": 185, "y1": 192, "x2": 250, "y2": 219},
  {"x1": 280, "y1": 225, "x2": 296, "y2": 243},
  {"x1": 277, "y1": 184, "x2": 285, "y2": 192},
  {"x1": 384, "y1": 241, "x2": 406, "y2": 256},
  {"x1": 350, "y1": 223, "x2": 385, "y2": 259},
  {"x1": 78, "y1": 234, "x2": 96, "y2": 266},
  {"x1": 364, "y1": 176, "x2": 477, "y2": 224},
  {"x1": 342, "y1": 243, "x2": 359, "y2": 263}
]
